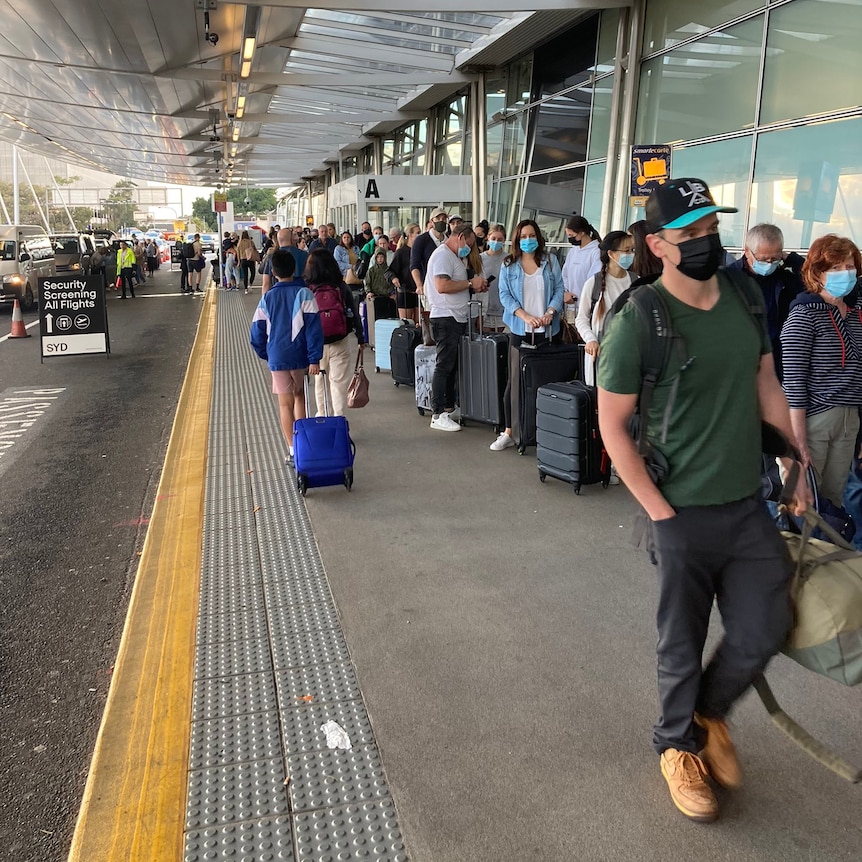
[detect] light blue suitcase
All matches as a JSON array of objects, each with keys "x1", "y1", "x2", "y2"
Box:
[{"x1": 374, "y1": 318, "x2": 402, "y2": 373}]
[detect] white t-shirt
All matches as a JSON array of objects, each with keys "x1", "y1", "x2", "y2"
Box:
[
  {"x1": 425, "y1": 243, "x2": 470, "y2": 323},
  {"x1": 562, "y1": 240, "x2": 601, "y2": 300},
  {"x1": 522, "y1": 269, "x2": 546, "y2": 333},
  {"x1": 576, "y1": 270, "x2": 635, "y2": 385}
]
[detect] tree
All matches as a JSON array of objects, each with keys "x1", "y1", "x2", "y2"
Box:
[
  {"x1": 104, "y1": 180, "x2": 138, "y2": 232},
  {"x1": 227, "y1": 188, "x2": 276, "y2": 218},
  {"x1": 191, "y1": 197, "x2": 217, "y2": 231}
]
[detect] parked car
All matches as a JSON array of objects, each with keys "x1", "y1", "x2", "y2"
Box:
[
  {"x1": 0, "y1": 225, "x2": 55, "y2": 310},
  {"x1": 51, "y1": 232, "x2": 96, "y2": 275}
]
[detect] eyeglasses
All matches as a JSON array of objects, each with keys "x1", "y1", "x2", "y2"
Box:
[{"x1": 747, "y1": 247, "x2": 783, "y2": 264}]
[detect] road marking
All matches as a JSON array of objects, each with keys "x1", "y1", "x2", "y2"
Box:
[
  {"x1": 0, "y1": 388, "x2": 67, "y2": 476},
  {"x1": 67, "y1": 290, "x2": 215, "y2": 862},
  {"x1": 0, "y1": 319, "x2": 39, "y2": 343}
]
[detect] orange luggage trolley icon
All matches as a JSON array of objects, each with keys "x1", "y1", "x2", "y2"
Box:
[{"x1": 635, "y1": 156, "x2": 668, "y2": 186}]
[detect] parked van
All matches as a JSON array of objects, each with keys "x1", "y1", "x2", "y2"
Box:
[
  {"x1": 0, "y1": 225, "x2": 55, "y2": 311},
  {"x1": 51, "y1": 232, "x2": 96, "y2": 275}
]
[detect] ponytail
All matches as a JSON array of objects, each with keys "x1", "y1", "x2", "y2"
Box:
[{"x1": 566, "y1": 215, "x2": 602, "y2": 243}]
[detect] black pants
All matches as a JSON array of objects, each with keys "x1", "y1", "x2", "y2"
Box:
[
  {"x1": 180, "y1": 261, "x2": 189, "y2": 292},
  {"x1": 119, "y1": 267, "x2": 136, "y2": 298},
  {"x1": 503, "y1": 331, "x2": 552, "y2": 430},
  {"x1": 241, "y1": 259, "x2": 256, "y2": 288},
  {"x1": 430, "y1": 316, "x2": 466, "y2": 416},
  {"x1": 647, "y1": 494, "x2": 792, "y2": 754}
]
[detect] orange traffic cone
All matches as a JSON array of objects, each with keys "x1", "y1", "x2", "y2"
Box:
[{"x1": 8, "y1": 298, "x2": 31, "y2": 338}]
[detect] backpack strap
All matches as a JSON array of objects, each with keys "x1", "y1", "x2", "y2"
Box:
[
  {"x1": 722, "y1": 267, "x2": 768, "y2": 342},
  {"x1": 626, "y1": 284, "x2": 676, "y2": 457}
]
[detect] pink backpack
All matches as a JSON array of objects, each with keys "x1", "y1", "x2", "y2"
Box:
[{"x1": 313, "y1": 283, "x2": 348, "y2": 341}]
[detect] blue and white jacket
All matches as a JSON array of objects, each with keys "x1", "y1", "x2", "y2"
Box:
[
  {"x1": 498, "y1": 255, "x2": 565, "y2": 336},
  {"x1": 250, "y1": 278, "x2": 324, "y2": 371},
  {"x1": 780, "y1": 290, "x2": 862, "y2": 416}
]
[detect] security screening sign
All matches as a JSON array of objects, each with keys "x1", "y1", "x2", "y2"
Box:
[
  {"x1": 630, "y1": 144, "x2": 672, "y2": 207},
  {"x1": 38, "y1": 274, "x2": 110, "y2": 360}
]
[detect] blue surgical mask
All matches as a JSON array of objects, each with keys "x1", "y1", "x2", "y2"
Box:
[
  {"x1": 519, "y1": 238, "x2": 539, "y2": 254},
  {"x1": 617, "y1": 252, "x2": 634, "y2": 271},
  {"x1": 487, "y1": 240, "x2": 504, "y2": 253},
  {"x1": 751, "y1": 258, "x2": 780, "y2": 278},
  {"x1": 457, "y1": 245, "x2": 471, "y2": 259},
  {"x1": 823, "y1": 270, "x2": 857, "y2": 299}
]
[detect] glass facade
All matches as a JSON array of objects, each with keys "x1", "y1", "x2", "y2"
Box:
[{"x1": 314, "y1": 0, "x2": 860, "y2": 255}]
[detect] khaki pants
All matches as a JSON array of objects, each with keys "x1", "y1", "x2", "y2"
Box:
[
  {"x1": 315, "y1": 338, "x2": 353, "y2": 417},
  {"x1": 806, "y1": 406, "x2": 860, "y2": 504}
]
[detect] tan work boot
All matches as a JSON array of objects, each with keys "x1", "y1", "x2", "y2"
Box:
[
  {"x1": 695, "y1": 713, "x2": 743, "y2": 789},
  {"x1": 660, "y1": 749, "x2": 718, "y2": 823}
]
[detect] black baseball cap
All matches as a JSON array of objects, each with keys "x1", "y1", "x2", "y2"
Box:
[{"x1": 645, "y1": 177, "x2": 737, "y2": 233}]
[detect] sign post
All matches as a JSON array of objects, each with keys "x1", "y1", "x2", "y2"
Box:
[
  {"x1": 38, "y1": 274, "x2": 110, "y2": 361},
  {"x1": 630, "y1": 144, "x2": 672, "y2": 208}
]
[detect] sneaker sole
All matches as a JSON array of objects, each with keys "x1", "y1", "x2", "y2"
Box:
[{"x1": 660, "y1": 760, "x2": 718, "y2": 824}]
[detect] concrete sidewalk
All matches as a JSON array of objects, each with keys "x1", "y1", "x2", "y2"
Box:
[{"x1": 301, "y1": 335, "x2": 861, "y2": 861}]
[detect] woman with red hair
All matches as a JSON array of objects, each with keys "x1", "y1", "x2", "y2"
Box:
[{"x1": 780, "y1": 234, "x2": 862, "y2": 503}]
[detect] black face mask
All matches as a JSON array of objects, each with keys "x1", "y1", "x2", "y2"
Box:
[
  {"x1": 668, "y1": 232, "x2": 724, "y2": 281},
  {"x1": 568, "y1": 236, "x2": 580, "y2": 246}
]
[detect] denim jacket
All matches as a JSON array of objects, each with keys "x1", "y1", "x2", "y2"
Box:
[{"x1": 499, "y1": 255, "x2": 565, "y2": 336}]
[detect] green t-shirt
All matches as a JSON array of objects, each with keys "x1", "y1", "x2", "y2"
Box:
[{"x1": 597, "y1": 272, "x2": 770, "y2": 508}]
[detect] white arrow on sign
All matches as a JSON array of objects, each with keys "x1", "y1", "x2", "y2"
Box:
[{"x1": 45, "y1": 312, "x2": 53, "y2": 334}]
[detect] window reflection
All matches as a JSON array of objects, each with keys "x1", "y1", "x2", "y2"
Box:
[
  {"x1": 531, "y1": 90, "x2": 592, "y2": 172},
  {"x1": 752, "y1": 117, "x2": 862, "y2": 248},
  {"x1": 643, "y1": 0, "x2": 763, "y2": 55},
  {"x1": 761, "y1": 0, "x2": 862, "y2": 125},
  {"x1": 636, "y1": 16, "x2": 763, "y2": 144}
]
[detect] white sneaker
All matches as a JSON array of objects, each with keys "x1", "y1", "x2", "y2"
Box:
[
  {"x1": 608, "y1": 466, "x2": 620, "y2": 485},
  {"x1": 446, "y1": 406, "x2": 462, "y2": 422},
  {"x1": 489, "y1": 432, "x2": 515, "y2": 451},
  {"x1": 430, "y1": 413, "x2": 462, "y2": 432}
]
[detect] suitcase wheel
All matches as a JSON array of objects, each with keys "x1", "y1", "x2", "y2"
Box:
[
  {"x1": 538, "y1": 470, "x2": 546, "y2": 484},
  {"x1": 574, "y1": 484, "x2": 581, "y2": 495},
  {"x1": 375, "y1": 367, "x2": 380, "y2": 373},
  {"x1": 344, "y1": 468, "x2": 354, "y2": 491},
  {"x1": 393, "y1": 381, "x2": 399, "y2": 387},
  {"x1": 297, "y1": 475, "x2": 308, "y2": 497},
  {"x1": 517, "y1": 445, "x2": 526, "y2": 455},
  {"x1": 417, "y1": 407, "x2": 425, "y2": 416}
]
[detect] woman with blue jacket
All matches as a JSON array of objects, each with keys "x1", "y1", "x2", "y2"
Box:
[{"x1": 491, "y1": 219, "x2": 565, "y2": 451}]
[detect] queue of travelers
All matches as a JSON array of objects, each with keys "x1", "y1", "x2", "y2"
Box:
[{"x1": 245, "y1": 192, "x2": 862, "y2": 828}]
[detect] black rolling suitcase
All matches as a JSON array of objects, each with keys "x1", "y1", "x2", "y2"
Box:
[
  {"x1": 458, "y1": 301, "x2": 508, "y2": 430},
  {"x1": 390, "y1": 321, "x2": 422, "y2": 387},
  {"x1": 510, "y1": 338, "x2": 582, "y2": 453},
  {"x1": 536, "y1": 381, "x2": 610, "y2": 493}
]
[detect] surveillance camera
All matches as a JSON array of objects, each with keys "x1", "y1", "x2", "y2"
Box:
[
  {"x1": 209, "y1": 134, "x2": 220, "y2": 143},
  {"x1": 228, "y1": 162, "x2": 234, "y2": 169},
  {"x1": 206, "y1": 32, "x2": 219, "y2": 46},
  {"x1": 227, "y1": 112, "x2": 235, "y2": 121},
  {"x1": 243, "y1": 197, "x2": 251, "y2": 207}
]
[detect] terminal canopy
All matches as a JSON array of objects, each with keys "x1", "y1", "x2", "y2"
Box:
[{"x1": 0, "y1": 0, "x2": 624, "y2": 189}]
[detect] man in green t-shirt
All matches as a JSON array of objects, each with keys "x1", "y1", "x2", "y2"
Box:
[{"x1": 597, "y1": 178, "x2": 808, "y2": 824}]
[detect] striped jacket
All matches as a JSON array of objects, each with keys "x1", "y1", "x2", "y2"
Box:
[
  {"x1": 250, "y1": 278, "x2": 323, "y2": 371},
  {"x1": 780, "y1": 291, "x2": 862, "y2": 416}
]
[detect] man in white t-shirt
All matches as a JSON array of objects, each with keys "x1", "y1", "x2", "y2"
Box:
[{"x1": 424, "y1": 224, "x2": 488, "y2": 431}]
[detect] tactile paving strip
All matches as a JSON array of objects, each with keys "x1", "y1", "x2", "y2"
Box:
[{"x1": 184, "y1": 293, "x2": 407, "y2": 861}]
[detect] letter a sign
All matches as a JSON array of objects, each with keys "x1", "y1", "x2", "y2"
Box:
[{"x1": 364, "y1": 179, "x2": 380, "y2": 200}]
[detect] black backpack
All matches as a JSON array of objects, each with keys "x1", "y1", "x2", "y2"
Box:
[
  {"x1": 183, "y1": 241, "x2": 196, "y2": 259},
  {"x1": 604, "y1": 269, "x2": 766, "y2": 483}
]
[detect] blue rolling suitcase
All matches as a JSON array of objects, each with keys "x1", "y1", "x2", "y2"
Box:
[
  {"x1": 293, "y1": 371, "x2": 355, "y2": 496},
  {"x1": 374, "y1": 318, "x2": 402, "y2": 373}
]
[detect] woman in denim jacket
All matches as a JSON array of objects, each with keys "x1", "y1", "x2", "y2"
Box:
[{"x1": 491, "y1": 219, "x2": 565, "y2": 451}]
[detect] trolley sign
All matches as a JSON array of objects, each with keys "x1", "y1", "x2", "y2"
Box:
[
  {"x1": 38, "y1": 274, "x2": 110, "y2": 360},
  {"x1": 630, "y1": 144, "x2": 672, "y2": 207}
]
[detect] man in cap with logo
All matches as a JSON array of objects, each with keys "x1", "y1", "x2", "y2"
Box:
[{"x1": 596, "y1": 179, "x2": 808, "y2": 823}]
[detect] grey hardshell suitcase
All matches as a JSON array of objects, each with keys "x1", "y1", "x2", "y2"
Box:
[
  {"x1": 536, "y1": 380, "x2": 610, "y2": 494},
  {"x1": 458, "y1": 300, "x2": 508, "y2": 431},
  {"x1": 415, "y1": 344, "x2": 436, "y2": 416}
]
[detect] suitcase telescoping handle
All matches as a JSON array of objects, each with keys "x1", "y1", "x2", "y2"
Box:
[
  {"x1": 305, "y1": 369, "x2": 330, "y2": 417},
  {"x1": 467, "y1": 298, "x2": 484, "y2": 341}
]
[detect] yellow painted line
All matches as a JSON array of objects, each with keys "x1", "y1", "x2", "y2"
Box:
[{"x1": 68, "y1": 288, "x2": 217, "y2": 862}]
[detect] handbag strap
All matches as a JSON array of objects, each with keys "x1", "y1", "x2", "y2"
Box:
[{"x1": 354, "y1": 350, "x2": 364, "y2": 373}]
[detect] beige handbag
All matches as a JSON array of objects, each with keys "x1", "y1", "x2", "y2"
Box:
[{"x1": 346, "y1": 351, "x2": 370, "y2": 408}]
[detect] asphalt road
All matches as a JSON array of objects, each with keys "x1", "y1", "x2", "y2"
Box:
[{"x1": 0, "y1": 268, "x2": 205, "y2": 861}]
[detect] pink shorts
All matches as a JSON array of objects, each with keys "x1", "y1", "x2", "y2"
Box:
[{"x1": 271, "y1": 369, "x2": 306, "y2": 395}]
